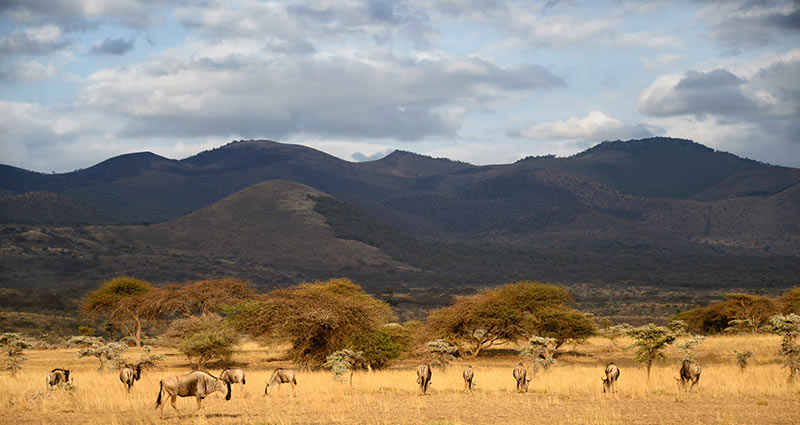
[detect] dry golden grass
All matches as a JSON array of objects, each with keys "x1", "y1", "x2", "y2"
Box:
[{"x1": 1, "y1": 335, "x2": 799, "y2": 425}]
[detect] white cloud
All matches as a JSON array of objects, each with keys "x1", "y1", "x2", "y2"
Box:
[
  {"x1": 0, "y1": 25, "x2": 70, "y2": 55},
  {"x1": 74, "y1": 44, "x2": 563, "y2": 141},
  {"x1": 511, "y1": 111, "x2": 653, "y2": 141},
  {"x1": 637, "y1": 49, "x2": 800, "y2": 165},
  {"x1": 0, "y1": 59, "x2": 56, "y2": 81}
]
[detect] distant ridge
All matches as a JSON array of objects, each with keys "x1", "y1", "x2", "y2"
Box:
[{"x1": 1, "y1": 137, "x2": 798, "y2": 256}]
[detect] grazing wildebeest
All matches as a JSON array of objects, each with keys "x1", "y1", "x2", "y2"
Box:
[
  {"x1": 220, "y1": 368, "x2": 246, "y2": 395},
  {"x1": 417, "y1": 364, "x2": 432, "y2": 395},
  {"x1": 463, "y1": 365, "x2": 474, "y2": 393},
  {"x1": 120, "y1": 363, "x2": 142, "y2": 394},
  {"x1": 602, "y1": 362, "x2": 620, "y2": 393},
  {"x1": 676, "y1": 360, "x2": 702, "y2": 392},
  {"x1": 155, "y1": 370, "x2": 231, "y2": 418},
  {"x1": 264, "y1": 368, "x2": 297, "y2": 396},
  {"x1": 512, "y1": 362, "x2": 530, "y2": 393},
  {"x1": 46, "y1": 368, "x2": 70, "y2": 387}
]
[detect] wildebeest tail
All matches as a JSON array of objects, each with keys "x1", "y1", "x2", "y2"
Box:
[
  {"x1": 155, "y1": 380, "x2": 163, "y2": 408},
  {"x1": 242, "y1": 376, "x2": 246, "y2": 385},
  {"x1": 292, "y1": 377, "x2": 297, "y2": 385}
]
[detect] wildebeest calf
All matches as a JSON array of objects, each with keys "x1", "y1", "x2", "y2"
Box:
[
  {"x1": 417, "y1": 364, "x2": 432, "y2": 395},
  {"x1": 463, "y1": 365, "x2": 474, "y2": 393},
  {"x1": 46, "y1": 368, "x2": 70, "y2": 388},
  {"x1": 155, "y1": 370, "x2": 231, "y2": 418},
  {"x1": 676, "y1": 360, "x2": 701, "y2": 392},
  {"x1": 512, "y1": 362, "x2": 531, "y2": 393},
  {"x1": 602, "y1": 362, "x2": 620, "y2": 393}
]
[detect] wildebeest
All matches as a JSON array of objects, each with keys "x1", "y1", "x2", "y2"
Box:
[
  {"x1": 417, "y1": 363, "x2": 432, "y2": 395},
  {"x1": 155, "y1": 370, "x2": 231, "y2": 418},
  {"x1": 512, "y1": 362, "x2": 531, "y2": 393},
  {"x1": 46, "y1": 368, "x2": 70, "y2": 387},
  {"x1": 220, "y1": 368, "x2": 246, "y2": 395},
  {"x1": 602, "y1": 362, "x2": 620, "y2": 393},
  {"x1": 264, "y1": 368, "x2": 297, "y2": 396},
  {"x1": 120, "y1": 363, "x2": 142, "y2": 394},
  {"x1": 463, "y1": 365, "x2": 474, "y2": 393},
  {"x1": 676, "y1": 360, "x2": 702, "y2": 392}
]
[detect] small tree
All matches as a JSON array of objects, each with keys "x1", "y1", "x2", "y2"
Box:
[
  {"x1": 426, "y1": 339, "x2": 458, "y2": 370},
  {"x1": 667, "y1": 319, "x2": 689, "y2": 336},
  {"x1": 628, "y1": 324, "x2": 677, "y2": 380},
  {"x1": 733, "y1": 349, "x2": 754, "y2": 371},
  {"x1": 519, "y1": 336, "x2": 558, "y2": 370},
  {"x1": 598, "y1": 323, "x2": 632, "y2": 346},
  {"x1": 165, "y1": 314, "x2": 239, "y2": 369},
  {"x1": 0, "y1": 333, "x2": 32, "y2": 377},
  {"x1": 324, "y1": 349, "x2": 364, "y2": 387},
  {"x1": 348, "y1": 324, "x2": 412, "y2": 370},
  {"x1": 768, "y1": 314, "x2": 800, "y2": 380},
  {"x1": 69, "y1": 336, "x2": 128, "y2": 372},
  {"x1": 676, "y1": 335, "x2": 705, "y2": 361}
]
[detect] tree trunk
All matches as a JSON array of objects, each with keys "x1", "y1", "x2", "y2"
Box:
[
  {"x1": 132, "y1": 313, "x2": 142, "y2": 347},
  {"x1": 646, "y1": 362, "x2": 652, "y2": 380},
  {"x1": 349, "y1": 368, "x2": 354, "y2": 388}
]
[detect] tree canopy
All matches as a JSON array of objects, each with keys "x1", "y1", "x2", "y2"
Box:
[
  {"x1": 82, "y1": 277, "x2": 153, "y2": 347},
  {"x1": 138, "y1": 278, "x2": 255, "y2": 318},
  {"x1": 226, "y1": 278, "x2": 393, "y2": 367},
  {"x1": 165, "y1": 314, "x2": 240, "y2": 369},
  {"x1": 425, "y1": 281, "x2": 592, "y2": 357},
  {"x1": 675, "y1": 292, "x2": 780, "y2": 334}
]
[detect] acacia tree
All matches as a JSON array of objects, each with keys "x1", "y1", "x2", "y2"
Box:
[
  {"x1": 83, "y1": 277, "x2": 152, "y2": 347},
  {"x1": 676, "y1": 336, "x2": 705, "y2": 361},
  {"x1": 426, "y1": 281, "x2": 590, "y2": 357},
  {"x1": 768, "y1": 314, "x2": 800, "y2": 380},
  {"x1": 69, "y1": 336, "x2": 128, "y2": 372},
  {"x1": 227, "y1": 278, "x2": 393, "y2": 367},
  {"x1": 781, "y1": 287, "x2": 800, "y2": 314},
  {"x1": 676, "y1": 293, "x2": 779, "y2": 334},
  {"x1": 324, "y1": 349, "x2": 365, "y2": 387},
  {"x1": 733, "y1": 349, "x2": 754, "y2": 371},
  {"x1": 519, "y1": 336, "x2": 558, "y2": 370},
  {"x1": 1, "y1": 333, "x2": 32, "y2": 376},
  {"x1": 426, "y1": 339, "x2": 458, "y2": 370},
  {"x1": 139, "y1": 278, "x2": 255, "y2": 318},
  {"x1": 165, "y1": 314, "x2": 240, "y2": 369},
  {"x1": 628, "y1": 324, "x2": 677, "y2": 380}
]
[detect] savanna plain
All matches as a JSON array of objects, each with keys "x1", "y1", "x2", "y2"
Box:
[{"x1": 2, "y1": 335, "x2": 798, "y2": 425}]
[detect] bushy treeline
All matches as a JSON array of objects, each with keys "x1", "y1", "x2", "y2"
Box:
[
  {"x1": 73, "y1": 276, "x2": 599, "y2": 370},
  {"x1": 674, "y1": 287, "x2": 800, "y2": 334}
]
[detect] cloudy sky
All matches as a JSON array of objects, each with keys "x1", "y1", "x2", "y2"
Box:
[{"x1": 1, "y1": 0, "x2": 798, "y2": 172}]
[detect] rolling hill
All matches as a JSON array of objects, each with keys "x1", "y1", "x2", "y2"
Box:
[{"x1": 2, "y1": 137, "x2": 799, "y2": 257}]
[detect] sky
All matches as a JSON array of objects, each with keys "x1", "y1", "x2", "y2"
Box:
[{"x1": 1, "y1": 0, "x2": 799, "y2": 173}]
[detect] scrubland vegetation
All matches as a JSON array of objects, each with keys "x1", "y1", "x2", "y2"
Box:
[{"x1": 1, "y1": 278, "x2": 799, "y2": 424}]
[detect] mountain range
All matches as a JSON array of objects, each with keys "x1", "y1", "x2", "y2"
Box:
[
  {"x1": 3, "y1": 136, "x2": 800, "y2": 321},
  {"x1": 2, "y1": 137, "x2": 799, "y2": 256}
]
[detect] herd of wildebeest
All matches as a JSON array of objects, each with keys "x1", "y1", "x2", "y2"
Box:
[{"x1": 43, "y1": 360, "x2": 702, "y2": 418}]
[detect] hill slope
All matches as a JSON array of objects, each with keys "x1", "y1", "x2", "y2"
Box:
[{"x1": 1, "y1": 137, "x2": 799, "y2": 256}]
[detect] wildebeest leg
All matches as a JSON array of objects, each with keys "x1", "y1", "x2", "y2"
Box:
[
  {"x1": 169, "y1": 394, "x2": 182, "y2": 418},
  {"x1": 194, "y1": 396, "x2": 204, "y2": 416}
]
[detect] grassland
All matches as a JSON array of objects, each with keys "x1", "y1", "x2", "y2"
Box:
[{"x1": 2, "y1": 335, "x2": 799, "y2": 425}]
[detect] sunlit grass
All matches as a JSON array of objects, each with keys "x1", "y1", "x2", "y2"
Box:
[{"x1": 1, "y1": 334, "x2": 798, "y2": 424}]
